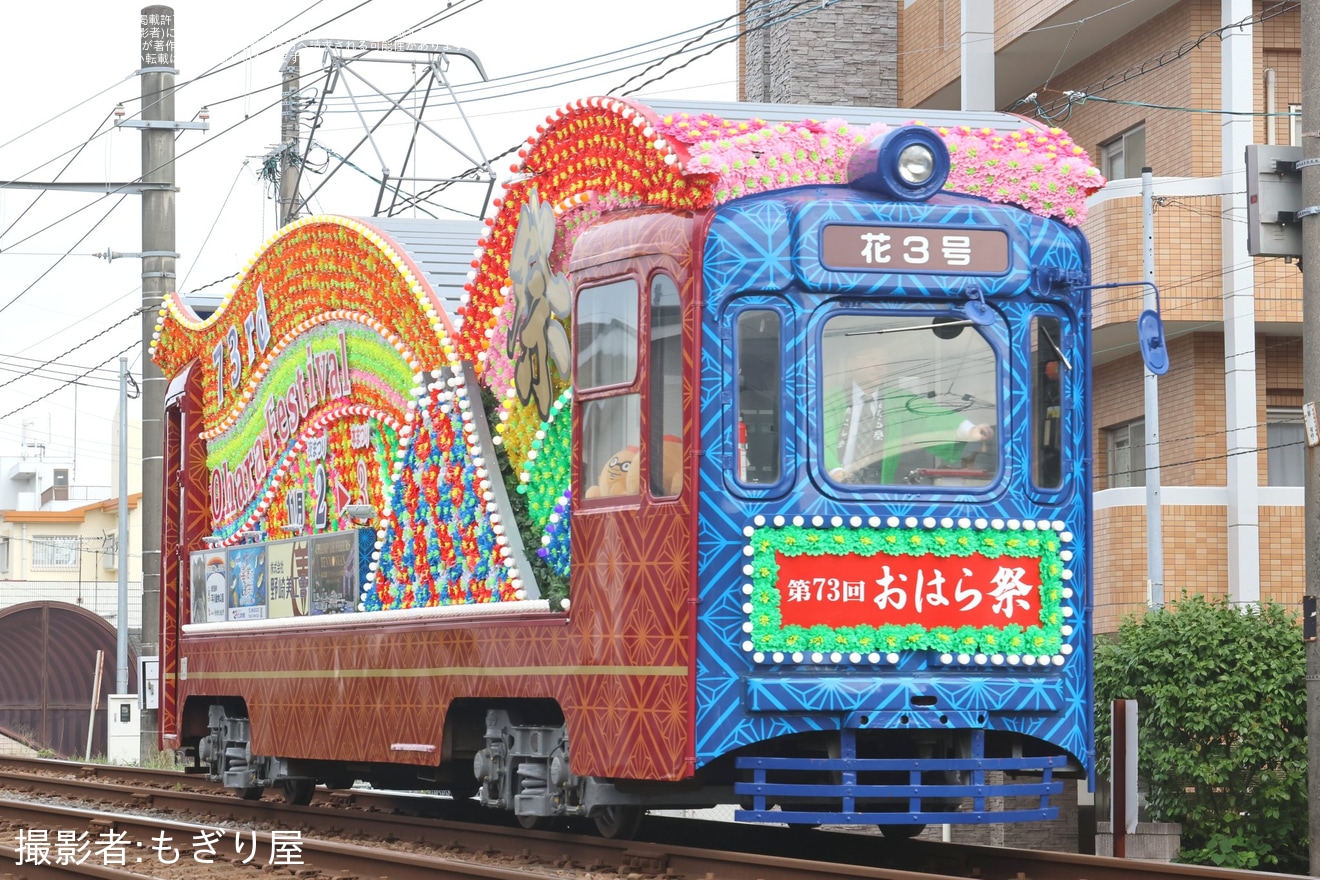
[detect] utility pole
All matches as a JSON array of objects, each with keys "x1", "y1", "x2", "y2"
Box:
[
  {"x1": 117, "y1": 358, "x2": 130, "y2": 696},
  {"x1": 1142, "y1": 169, "x2": 1164, "y2": 607},
  {"x1": 278, "y1": 54, "x2": 301, "y2": 226},
  {"x1": 1302, "y1": 4, "x2": 1320, "y2": 873},
  {"x1": 137, "y1": 4, "x2": 176, "y2": 757}
]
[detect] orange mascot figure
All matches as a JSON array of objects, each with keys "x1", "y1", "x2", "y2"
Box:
[{"x1": 585, "y1": 446, "x2": 640, "y2": 499}]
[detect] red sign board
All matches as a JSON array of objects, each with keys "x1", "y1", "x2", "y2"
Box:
[{"x1": 775, "y1": 551, "x2": 1042, "y2": 630}]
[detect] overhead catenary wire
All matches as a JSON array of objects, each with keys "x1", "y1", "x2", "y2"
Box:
[
  {"x1": 0, "y1": 339, "x2": 140, "y2": 422},
  {"x1": 4, "y1": 4, "x2": 728, "y2": 261},
  {"x1": 0, "y1": 308, "x2": 143, "y2": 394},
  {"x1": 1018, "y1": 1, "x2": 1299, "y2": 122},
  {"x1": 178, "y1": 161, "x2": 250, "y2": 291},
  {"x1": 4, "y1": 0, "x2": 1307, "y2": 480},
  {"x1": 0, "y1": 195, "x2": 129, "y2": 319},
  {"x1": 0, "y1": 108, "x2": 118, "y2": 250}
]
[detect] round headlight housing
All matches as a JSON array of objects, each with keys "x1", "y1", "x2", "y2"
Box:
[
  {"x1": 846, "y1": 125, "x2": 950, "y2": 201},
  {"x1": 897, "y1": 144, "x2": 936, "y2": 186}
]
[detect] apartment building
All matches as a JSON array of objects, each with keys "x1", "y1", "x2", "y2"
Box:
[
  {"x1": 897, "y1": 0, "x2": 1303, "y2": 631},
  {"x1": 737, "y1": 0, "x2": 1300, "y2": 851},
  {"x1": 750, "y1": 0, "x2": 1303, "y2": 629}
]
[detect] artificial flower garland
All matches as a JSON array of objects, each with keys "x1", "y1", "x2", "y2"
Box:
[{"x1": 745, "y1": 523, "x2": 1066, "y2": 658}]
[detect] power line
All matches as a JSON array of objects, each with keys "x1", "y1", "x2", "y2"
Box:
[
  {"x1": 0, "y1": 308, "x2": 142, "y2": 395},
  {"x1": 0, "y1": 109, "x2": 117, "y2": 249},
  {"x1": 0, "y1": 195, "x2": 129, "y2": 318},
  {"x1": 0, "y1": 339, "x2": 139, "y2": 422},
  {"x1": 1019, "y1": 1, "x2": 1299, "y2": 122},
  {"x1": 178, "y1": 162, "x2": 249, "y2": 291}
]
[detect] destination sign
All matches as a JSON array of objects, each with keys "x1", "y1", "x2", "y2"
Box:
[{"x1": 821, "y1": 225, "x2": 1009, "y2": 274}]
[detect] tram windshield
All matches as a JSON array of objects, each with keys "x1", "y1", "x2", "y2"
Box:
[{"x1": 821, "y1": 314, "x2": 999, "y2": 488}]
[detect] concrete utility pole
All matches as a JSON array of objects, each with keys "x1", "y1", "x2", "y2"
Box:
[
  {"x1": 1301, "y1": 5, "x2": 1320, "y2": 873},
  {"x1": 137, "y1": 4, "x2": 176, "y2": 756},
  {"x1": 1142, "y1": 169, "x2": 1164, "y2": 606},
  {"x1": 1222, "y1": 0, "x2": 1260, "y2": 607},
  {"x1": 959, "y1": 0, "x2": 994, "y2": 112},
  {"x1": 278, "y1": 54, "x2": 301, "y2": 227}
]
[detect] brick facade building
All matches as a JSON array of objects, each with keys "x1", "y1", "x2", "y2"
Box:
[
  {"x1": 739, "y1": 0, "x2": 1304, "y2": 852},
  {"x1": 895, "y1": 0, "x2": 1304, "y2": 629},
  {"x1": 742, "y1": 0, "x2": 1304, "y2": 627}
]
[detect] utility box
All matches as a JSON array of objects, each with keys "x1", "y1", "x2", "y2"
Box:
[
  {"x1": 106, "y1": 694, "x2": 140, "y2": 765},
  {"x1": 139, "y1": 657, "x2": 159, "y2": 710},
  {"x1": 1245, "y1": 144, "x2": 1303, "y2": 257}
]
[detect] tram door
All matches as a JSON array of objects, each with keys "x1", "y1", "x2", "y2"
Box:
[
  {"x1": 160, "y1": 365, "x2": 208, "y2": 748},
  {"x1": 571, "y1": 219, "x2": 695, "y2": 699}
]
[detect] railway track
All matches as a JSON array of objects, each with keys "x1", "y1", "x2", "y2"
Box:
[{"x1": 0, "y1": 756, "x2": 1306, "y2": 880}]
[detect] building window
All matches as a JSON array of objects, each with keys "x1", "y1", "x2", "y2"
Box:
[
  {"x1": 1106, "y1": 419, "x2": 1146, "y2": 488},
  {"x1": 1267, "y1": 406, "x2": 1305, "y2": 486},
  {"x1": 32, "y1": 535, "x2": 79, "y2": 570},
  {"x1": 1290, "y1": 104, "x2": 1302, "y2": 147},
  {"x1": 1100, "y1": 125, "x2": 1146, "y2": 181},
  {"x1": 0, "y1": 537, "x2": 9, "y2": 574}
]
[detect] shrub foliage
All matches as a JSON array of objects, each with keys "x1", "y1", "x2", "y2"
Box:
[{"x1": 1093, "y1": 594, "x2": 1307, "y2": 872}]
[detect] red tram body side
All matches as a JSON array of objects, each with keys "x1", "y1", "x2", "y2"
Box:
[{"x1": 161, "y1": 211, "x2": 704, "y2": 784}]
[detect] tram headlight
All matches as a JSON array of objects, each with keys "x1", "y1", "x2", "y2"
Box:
[
  {"x1": 847, "y1": 125, "x2": 950, "y2": 201},
  {"x1": 897, "y1": 144, "x2": 936, "y2": 186}
]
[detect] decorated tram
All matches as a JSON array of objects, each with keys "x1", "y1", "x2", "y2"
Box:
[{"x1": 153, "y1": 98, "x2": 1101, "y2": 838}]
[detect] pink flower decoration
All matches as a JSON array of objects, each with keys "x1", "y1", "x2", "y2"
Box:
[
  {"x1": 657, "y1": 112, "x2": 1105, "y2": 225},
  {"x1": 480, "y1": 288, "x2": 516, "y2": 399}
]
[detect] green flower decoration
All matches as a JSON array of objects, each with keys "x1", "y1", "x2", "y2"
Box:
[{"x1": 744, "y1": 523, "x2": 1069, "y2": 658}]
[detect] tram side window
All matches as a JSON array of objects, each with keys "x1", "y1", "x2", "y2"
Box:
[
  {"x1": 576, "y1": 279, "x2": 639, "y2": 390},
  {"x1": 736, "y1": 310, "x2": 781, "y2": 484},
  {"x1": 1031, "y1": 316, "x2": 1064, "y2": 490},
  {"x1": 649, "y1": 275, "x2": 683, "y2": 497},
  {"x1": 582, "y1": 396, "x2": 642, "y2": 498},
  {"x1": 576, "y1": 279, "x2": 641, "y2": 498}
]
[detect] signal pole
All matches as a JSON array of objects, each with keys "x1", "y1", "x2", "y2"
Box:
[{"x1": 1302, "y1": 2, "x2": 1320, "y2": 874}]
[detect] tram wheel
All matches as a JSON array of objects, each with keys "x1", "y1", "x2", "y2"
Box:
[
  {"x1": 515, "y1": 813, "x2": 554, "y2": 831},
  {"x1": 238, "y1": 786, "x2": 263, "y2": 800},
  {"x1": 592, "y1": 805, "x2": 644, "y2": 840},
  {"x1": 879, "y1": 823, "x2": 925, "y2": 840},
  {"x1": 279, "y1": 778, "x2": 315, "y2": 806}
]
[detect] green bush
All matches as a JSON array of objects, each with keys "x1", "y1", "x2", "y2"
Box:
[{"x1": 1094, "y1": 594, "x2": 1307, "y2": 873}]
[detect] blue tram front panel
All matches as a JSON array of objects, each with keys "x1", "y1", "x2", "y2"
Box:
[{"x1": 694, "y1": 185, "x2": 1092, "y2": 824}]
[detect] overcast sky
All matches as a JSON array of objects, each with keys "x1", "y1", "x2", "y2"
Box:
[{"x1": 0, "y1": 0, "x2": 737, "y2": 487}]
